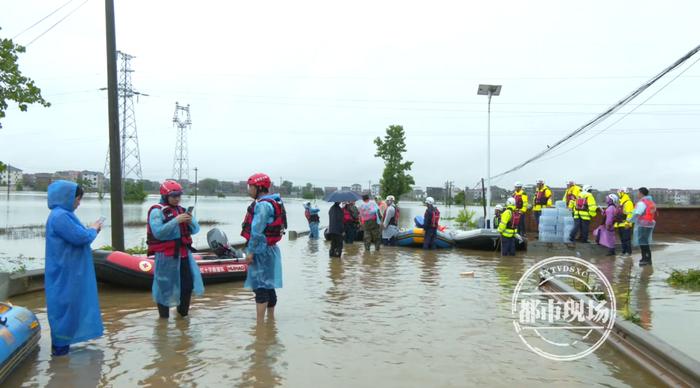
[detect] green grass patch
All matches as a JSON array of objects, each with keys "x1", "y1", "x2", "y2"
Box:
[{"x1": 667, "y1": 269, "x2": 700, "y2": 290}]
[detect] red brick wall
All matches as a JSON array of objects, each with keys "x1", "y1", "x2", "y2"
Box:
[{"x1": 525, "y1": 206, "x2": 700, "y2": 235}]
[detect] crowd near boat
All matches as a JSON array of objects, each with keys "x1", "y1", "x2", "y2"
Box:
[{"x1": 0, "y1": 174, "x2": 657, "y2": 380}]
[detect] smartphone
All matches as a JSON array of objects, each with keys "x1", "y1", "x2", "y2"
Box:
[
  {"x1": 97, "y1": 216, "x2": 106, "y2": 226},
  {"x1": 186, "y1": 206, "x2": 194, "y2": 214}
]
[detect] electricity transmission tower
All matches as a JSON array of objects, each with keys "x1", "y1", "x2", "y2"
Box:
[
  {"x1": 104, "y1": 50, "x2": 145, "y2": 185},
  {"x1": 172, "y1": 102, "x2": 191, "y2": 181}
]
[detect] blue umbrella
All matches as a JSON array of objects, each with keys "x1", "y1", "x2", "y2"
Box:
[{"x1": 324, "y1": 190, "x2": 362, "y2": 203}]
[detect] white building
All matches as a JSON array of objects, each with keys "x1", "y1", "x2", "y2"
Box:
[
  {"x1": 351, "y1": 184, "x2": 362, "y2": 192},
  {"x1": 80, "y1": 171, "x2": 105, "y2": 190},
  {"x1": 1, "y1": 165, "x2": 23, "y2": 187},
  {"x1": 371, "y1": 184, "x2": 381, "y2": 196},
  {"x1": 672, "y1": 191, "x2": 690, "y2": 206}
]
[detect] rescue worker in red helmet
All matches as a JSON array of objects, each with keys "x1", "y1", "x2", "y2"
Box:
[
  {"x1": 241, "y1": 173, "x2": 287, "y2": 324},
  {"x1": 147, "y1": 179, "x2": 204, "y2": 319}
]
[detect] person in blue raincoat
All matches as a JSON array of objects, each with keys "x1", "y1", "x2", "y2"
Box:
[
  {"x1": 303, "y1": 201, "x2": 320, "y2": 239},
  {"x1": 147, "y1": 180, "x2": 204, "y2": 318},
  {"x1": 241, "y1": 173, "x2": 286, "y2": 324},
  {"x1": 45, "y1": 180, "x2": 104, "y2": 356}
]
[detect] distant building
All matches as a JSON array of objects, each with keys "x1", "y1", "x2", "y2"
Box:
[
  {"x1": 1, "y1": 165, "x2": 23, "y2": 187},
  {"x1": 80, "y1": 170, "x2": 104, "y2": 190},
  {"x1": 54, "y1": 170, "x2": 81, "y2": 182},
  {"x1": 371, "y1": 184, "x2": 381, "y2": 196},
  {"x1": 351, "y1": 184, "x2": 362, "y2": 192},
  {"x1": 426, "y1": 187, "x2": 446, "y2": 202},
  {"x1": 341, "y1": 186, "x2": 351, "y2": 192},
  {"x1": 34, "y1": 173, "x2": 54, "y2": 191},
  {"x1": 324, "y1": 187, "x2": 338, "y2": 196},
  {"x1": 412, "y1": 187, "x2": 425, "y2": 200}
]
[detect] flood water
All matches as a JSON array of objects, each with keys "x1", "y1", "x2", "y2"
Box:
[{"x1": 2, "y1": 192, "x2": 699, "y2": 387}]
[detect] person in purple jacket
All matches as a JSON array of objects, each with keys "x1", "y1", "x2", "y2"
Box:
[{"x1": 597, "y1": 194, "x2": 619, "y2": 256}]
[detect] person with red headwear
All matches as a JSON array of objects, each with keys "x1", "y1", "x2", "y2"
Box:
[
  {"x1": 241, "y1": 173, "x2": 287, "y2": 324},
  {"x1": 147, "y1": 180, "x2": 204, "y2": 319}
]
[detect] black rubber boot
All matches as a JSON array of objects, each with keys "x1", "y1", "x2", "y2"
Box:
[
  {"x1": 157, "y1": 303, "x2": 170, "y2": 318},
  {"x1": 639, "y1": 246, "x2": 652, "y2": 266},
  {"x1": 177, "y1": 290, "x2": 192, "y2": 317}
]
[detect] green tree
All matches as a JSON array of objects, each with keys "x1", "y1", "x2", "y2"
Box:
[
  {"x1": 15, "y1": 180, "x2": 23, "y2": 191},
  {"x1": 124, "y1": 180, "x2": 147, "y2": 202},
  {"x1": 454, "y1": 191, "x2": 465, "y2": 206},
  {"x1": 0, "y1": 31, "x2": 50, "y2": 129},
  {"x1": 76, "y1": 177, "x2": 94, "y2": 192},
  {"x1": 302, "y1": 182, "x2": 315, "y2": 200},
  {"x1": 198, "y1": 178, "x2": 220, "y2": 196},
  {"x1": 0, "y1": 161, "x2": 5, "y2": 176},
  {"x1": 280, "y1": 180, "x2": 293, "y2": 195},
  {"x1": 374, "y1": 125, "x2": 415, "y2": 201}
]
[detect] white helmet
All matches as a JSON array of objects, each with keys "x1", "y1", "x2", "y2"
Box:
[
  {"x1": 514, "y1": 181, "x2": 523, "y2": 188},
  {"x1": 607, "y1": 193, "x2": 619, "y2": 204},
  {"x1": 506, "y1": 198, "x2": 516, "y2": 206},
  {"x1": 567, "y1": 180, "x2": 575, "y2": 186},
  {"x1": 386, "y1": 195, "x2": 395, "y2": 202},
  {"x1": 304, "y1": 201, "x2": 311, "y2": 207},
  {"x1": 582, "y1": 184, "x2": 592, "y2": 193},
  {"x1": 425, "y1": 197, "x2": 435, "y2": 205},
  {"x1": 536, "y1": 179, "x2": 544, "y2": 185},
  {"x1": 495, "y1": 204, "x2": 504, "y2": 211},
  {"x1": 618, "y1": 187, "x2": 628, "y2": 194}
]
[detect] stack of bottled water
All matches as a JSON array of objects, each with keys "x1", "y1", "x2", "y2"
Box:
[{"x1": 538, "y1": 200, "x2": 574, "y2": 242}]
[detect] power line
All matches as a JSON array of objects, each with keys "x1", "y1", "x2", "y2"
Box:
[
  {"x1": 12, "y1": 0, "x2": 76, "y2": 39},
  {"x1": 491, "y1": 44, "x2": 700, "y2": 180},
  {"x1": 537, "y1": 55, "x2": 700, "y2": 162},
  {"x1": 24, "y1": 0, "x2": 91, "y2": 47}
]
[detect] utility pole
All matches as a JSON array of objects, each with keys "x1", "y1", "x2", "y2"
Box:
[
  {"x1": 105, "y1": 0, "x2": 124, "y2": 251},
  {"x1": 194, "y1": 167, "x2": 198, "y2": 208}
]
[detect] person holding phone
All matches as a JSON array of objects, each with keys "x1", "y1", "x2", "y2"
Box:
[
  {"x1": 147, "y1": 180, "x2": 204, "y2": 319},
  {"x1": 45, "y1": 181, "x2": 104, "y2": 356}
]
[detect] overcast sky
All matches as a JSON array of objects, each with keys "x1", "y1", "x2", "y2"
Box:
[{"x1": 1, "y1": 0, "x2": 699, "y2": 190}]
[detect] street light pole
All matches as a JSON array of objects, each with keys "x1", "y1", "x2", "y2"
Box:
[{"x1": 477, "y1": 84, "x2": 502, "y2": 229}]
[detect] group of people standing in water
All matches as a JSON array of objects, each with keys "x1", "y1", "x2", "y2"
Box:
[
  {"x1": 42, "y1": 174, "x2": 658, "y2": 359},
  {"x1": 310, "y1": 194, "x2": 442, "y2": 258},
  {"x1": 495, "y1": 179, "x2": 657, "y2": 266},
  {"x1": 43, "y1": 172, "x2": 285, "y2": 357}
]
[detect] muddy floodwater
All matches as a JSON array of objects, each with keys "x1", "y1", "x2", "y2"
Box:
[{"x1": 2, "y1": 193, "x2": 699, "y2": 387}]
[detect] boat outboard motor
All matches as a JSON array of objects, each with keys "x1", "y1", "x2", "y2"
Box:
[{"x1": 206, "y1": 228, "x2": 244, "y2": 258}]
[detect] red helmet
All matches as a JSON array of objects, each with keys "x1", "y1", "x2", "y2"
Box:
[
  {"x1": 160, "y1": 180, "x2": 183, "y2": 196},
  {"x1": 247, "y1": 173, "x2": 271, "y2": 189}
]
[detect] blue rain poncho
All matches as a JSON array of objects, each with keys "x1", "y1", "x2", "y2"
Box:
[
  {"x1": 307, "y1": 206, "x2": 320, "y2": 239},
  {"x1": 244, "y1": 194, "x2": 283, "y2": 290},
  {"x1": 148, "y1": 203, "x2": 204, "y2": 306},
  {"x1": 45, "y1": 180, "x2": 103, "y2": 347}
]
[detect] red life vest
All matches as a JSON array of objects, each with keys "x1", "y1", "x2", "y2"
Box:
[
  {"x1": 388, "y1": 205, "x2": 400, "y2": 226},
  {"x1": 535, "y1": 190, "x2": 548, "y2": 206},
  {"x1": 639, "y1": 198, "x2": 657, "y2": 223},
  {"x1": 507, "y1": 210, "x2": 522, "y2": 229},
  {"x1": 513, "y1": 193, "x2": 524, "y2": 209},
  {"x1": 146, "y1": 204, "x2": 193, "y2": 257},
  {"x1": 343, "y1": 208, "x2": 354, "y2": 224},
  {"x1": 241, "y1": 197, "x2": 287, "y2": 245},
  {"x1": 425, "y1": 207, "x2": 440, "y2": 228},
  {"x1": 305, "y1": 209, "x2": 319, "y2": 223},
  {"x1": 575, "y1": 197, "x2": 588, "y2": 211}
]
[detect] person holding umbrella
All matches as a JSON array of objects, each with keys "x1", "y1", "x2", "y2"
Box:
[
  {"x1": 324, "y1": 190, "x2": 363, "y2": 256},
  {"x1": 328, "y1": 202, "x2": 345, "y2": 258}
]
